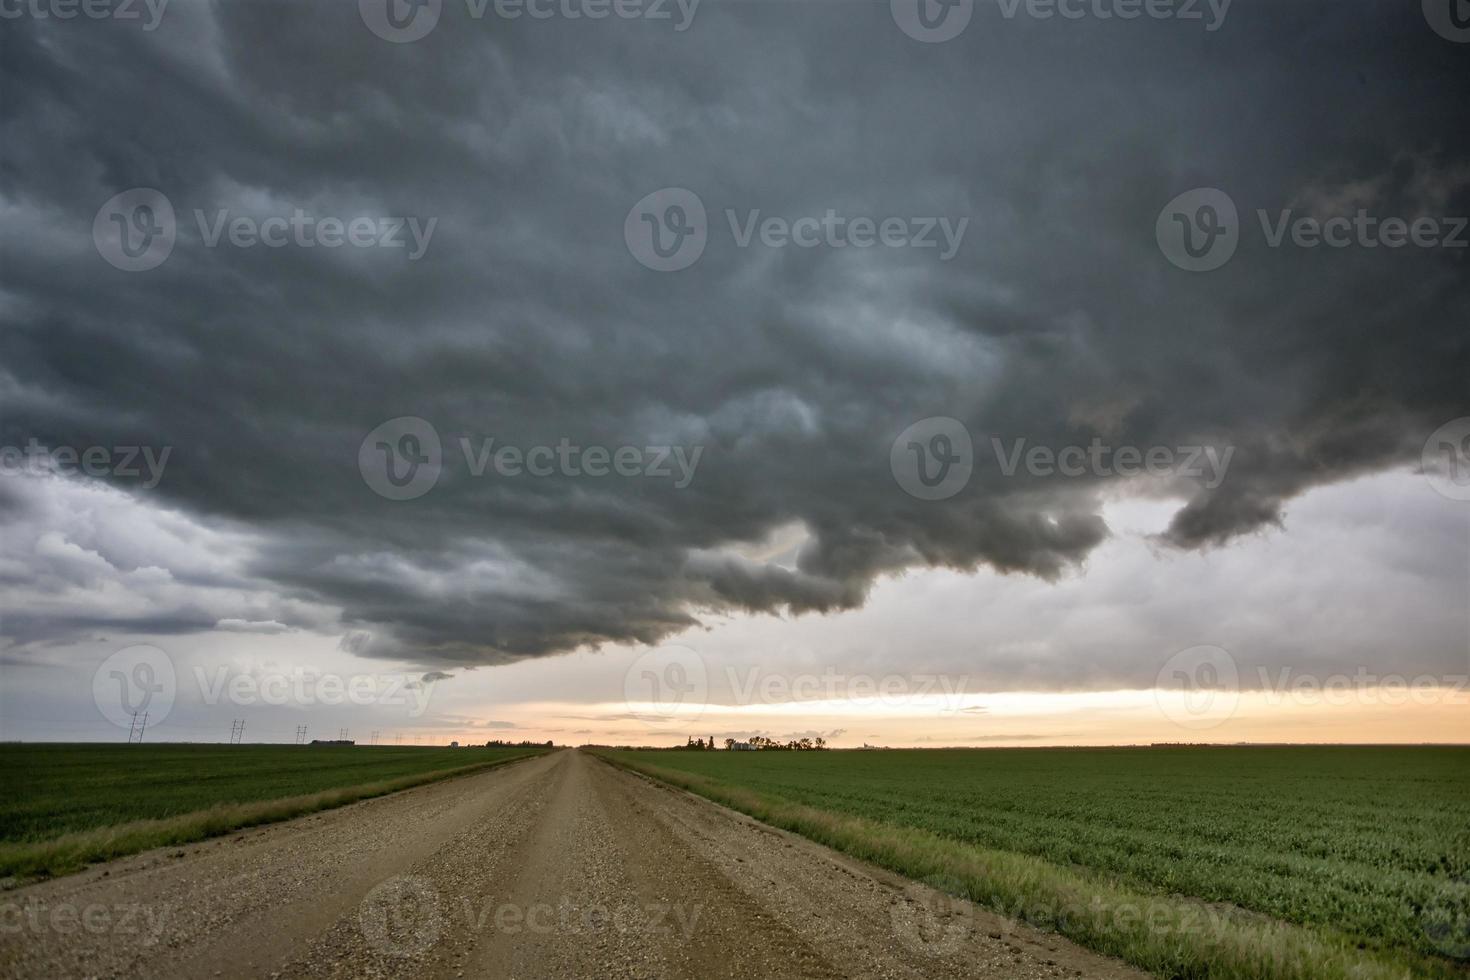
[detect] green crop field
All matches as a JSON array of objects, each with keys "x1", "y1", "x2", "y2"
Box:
[
  {"x1": 598, "y1": 746, "x2": 1470, "y2": 980},
  {"x1": 0, "y1": 743, "x2": 548, "y2": 880}
]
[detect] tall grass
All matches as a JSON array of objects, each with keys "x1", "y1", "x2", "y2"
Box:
[
  {"x1": 595, "y1": 752, "x2": 1455, "y2": 980},
  {"x1": 0, "y1": 749, "x2": 545, "y2": 884}
]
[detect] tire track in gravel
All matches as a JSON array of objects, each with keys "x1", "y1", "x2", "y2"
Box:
[
  {"x1": 450, "y1": 747, "x2": 845, "y2": 980},
  {"x1": 0, "y1": 751, "x2": 560, "y2": 980},
  {"x1": 273, "y1": 751, "x2": 568, "y2": 980},
  {"x1": 586, "y1": 755, "x2": 1151, "y2": 980}
]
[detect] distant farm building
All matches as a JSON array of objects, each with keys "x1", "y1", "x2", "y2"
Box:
[
  {"x1": 729, "y1": 741, "x2": 754, "y2": 751},
  {"x1": 309, "y1": 739, "x2": 354, "y2": 746}
]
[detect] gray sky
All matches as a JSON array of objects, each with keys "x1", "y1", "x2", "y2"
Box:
[{"x1": 1, "y1": 0, "x2": 1468, "y2": 743}]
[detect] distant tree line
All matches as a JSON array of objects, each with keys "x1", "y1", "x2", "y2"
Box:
[
  {"x1": 684, "y1": 735, "x2": 826, "y2": 751},
  {"x1": 484, "y1": 739, "x2": 554, "y2": 748}
]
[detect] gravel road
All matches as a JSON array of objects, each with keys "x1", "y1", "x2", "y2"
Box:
[{"x1": 0, "y1": 749, "x2": 1147, "y2": 980}]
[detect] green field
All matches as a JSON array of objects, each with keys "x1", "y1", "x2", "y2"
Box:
[
  {"x1": 0, "y1": 743, "x2": 547, "y2": 880},
  {"x1": 598, "y1": 746, "x2": 1469, "y2": 980}
]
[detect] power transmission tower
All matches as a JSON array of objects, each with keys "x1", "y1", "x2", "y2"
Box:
[
  {"x1": 294, "y1": 725, "x2": 308, "y2": 745},
  {"x1": 394, "y1": 732, "x2": 402, "y2": 745},
  {"x1": 370, "y1": 730, "x2": 380, "y2": 745},
  {"x1": 127, "y1": 711, "x2": 147, "y2": 743},
  {"x1": 229, "y1": 719, "x2": 244, "y2": 744},
  {"x1": 339, "y1": 728, "x2": 349, "y2": 741}
]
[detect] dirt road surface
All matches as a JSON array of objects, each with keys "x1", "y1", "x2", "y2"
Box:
[{"x1": 0, "y1": 749, "x2": 1147, "y2": 979}]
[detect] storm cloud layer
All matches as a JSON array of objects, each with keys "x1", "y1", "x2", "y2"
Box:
[{"x1": 1, "y1": 0, "x2": 1467, "y2": 667}]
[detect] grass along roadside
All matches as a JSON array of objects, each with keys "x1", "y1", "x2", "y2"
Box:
[
  {"x1": 592, "y1": 751, "x2": 1450, "y2": 980},
  {"x1": 0, "y1": 748, "x2": 548, "y2": 885}
]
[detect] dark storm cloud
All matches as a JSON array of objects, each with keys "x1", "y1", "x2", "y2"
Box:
[{"x1": 1, "y1": 1, "x2": 1466, "y2": 664}]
